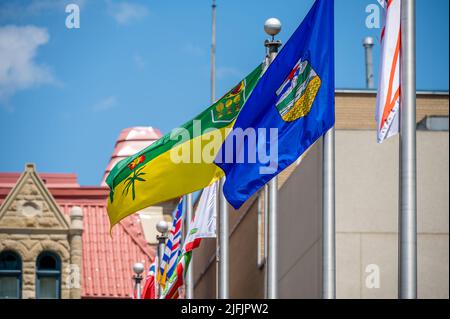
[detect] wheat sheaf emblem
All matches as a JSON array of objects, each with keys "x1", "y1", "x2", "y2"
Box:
[{"x1": 275, "y1": 59, "x2": 321, "y2": 122}]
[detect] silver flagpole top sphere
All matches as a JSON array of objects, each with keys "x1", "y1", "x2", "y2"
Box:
[
  {"x1": 156, "y1": 220, "x2": 169, "y2": 234},
  {"x1": 363, "y1": 36, "x2": 374, "y2": 47},
  {"x1": 264, "y1": 18, "x2": 282, "y2": 37},
  {"x1": 133, "y1": 262, "x2": 145, "y2": 275}
]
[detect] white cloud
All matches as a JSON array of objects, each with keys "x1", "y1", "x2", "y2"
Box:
[
  {"x1": 93, "y1": 96, "x2": 118, "y2": 112},
  {"x1": 0, "y1": 25, "x2": 56, "y2": 109},
  {"x1": 106, "y1": 1, "x2": 149, "y2": 25}
]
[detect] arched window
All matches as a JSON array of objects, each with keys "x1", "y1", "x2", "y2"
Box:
[
  {"x1": 0, "y1": 250, "x2": 22, "y2": 299},
  {"x1": 36, "y1": 252, "x2": 61, "y2": 299}
]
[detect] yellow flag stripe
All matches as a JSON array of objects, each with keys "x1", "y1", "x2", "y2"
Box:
[{"x1": 107, "y1": 126, "x2": 231, "y2": 228}]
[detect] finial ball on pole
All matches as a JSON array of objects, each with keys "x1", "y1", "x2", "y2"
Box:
[
  {"x1": 363, "y1": 36, "x2": 374, "y2": 47},
  {"x1": 156, "y1": 220, "x2": 169, "y2": 234},
  {"x1": 264, "y1": 18, "x2": 282, "y2": 37},
  {"x1": 133, "y1": 262, "x2": 145, "y2": 275}
]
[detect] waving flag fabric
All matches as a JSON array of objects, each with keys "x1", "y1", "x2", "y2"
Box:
[
  {"x1": 141, "y1": 260, "x2": 156, "y2": 299},
  {"x1": 184, "y1": 183, "x2": 217, "y2": 252},
  {"x1": 376, "y1": 0, "x2": 401, "y2": 143},
  {"x1": 160, "y1": 251, "x2": 192, "y2": 299},
  {"x1": 215, "y1": 0, "x2": 335, "y2": 209},
  {"x1": 106, "y1": 65, "x2": 262, "y2": 228},
  {"x1": 161, "y1": 183, "x2": 218, "y2": 299},
  {"x1": 159, "y1": 199, "x2": 184, "y2": 287}
]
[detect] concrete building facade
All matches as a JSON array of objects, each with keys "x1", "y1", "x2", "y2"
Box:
[{"x1": 192, "y1": 90, "x2": 449, "y2": 299}]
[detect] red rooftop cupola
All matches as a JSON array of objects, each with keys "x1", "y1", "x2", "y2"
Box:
[{"x1": 101, "y1": 127, "x2": 162, "y2": 186}]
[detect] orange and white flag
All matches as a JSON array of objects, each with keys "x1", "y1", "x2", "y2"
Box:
[{"x1": 376, "y1": 0, "x2": 401, "y2": 143}]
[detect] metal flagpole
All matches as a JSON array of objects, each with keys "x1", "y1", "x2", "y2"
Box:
[
  {"x1": 209, "y1": 0, "x2": 227, "y2": 299},
  {"x1": 132, "y1": 263, "x2": 144, "y2": 299},
  {"x1": 185, "y1": 194, "x2": 194, "y2": 298},
  {"x1": 155, "y1": 221, "x2": 169, "y2": 298},
  {"x1": 322, "y1": 127, "x2": 336, "y2": 299},
  {"x1": 362, "y1": 36, "x2": 375, "y2": 89},
  {"x1": 218, "y1": 178, "x2": 229, "y2": 298},
  {"x1": 267, "y1": 176, "x2": 278, "y2": 299},
  {"x1": 399, "y1": 0, "x2": 417, "y2": 299},
  {"x1": 264, "y1": 184, "x2": 269, "y2": 298},
  {"x1": 264, "y1": 18, "x2": 282, "y2": 299},
  {"x1": 211, "y1": 0, "x2": 216, "y2": 102}
]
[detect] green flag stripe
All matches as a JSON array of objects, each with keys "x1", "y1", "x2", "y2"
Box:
[
  {"x1": 161, "y1": 251, "x2": 192, "y2": 298},
  {"x1": 106, "y1": 64, "x2": 263, "y2": 190}
]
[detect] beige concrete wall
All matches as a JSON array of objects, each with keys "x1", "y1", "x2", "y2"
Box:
[
  {"x1": 192, "y1": 91, "x2": 448, "y2": 299},
  {"x1": 278, "y1": 140, "x2": 323, "y2": 298},
  {"x1": 193, "y1": 141, "x2": 323, "y2": 299},
  {"x1": 335, "y1": 92, "x2": 449, "y2": 129},
  {"x1": 192, "y1": 237, "x2": 217, "y2": 299},
  {"x1": 336, "y1": 130, "x2": 449, "y2": 299},
  {"x1": 193, "y1": 194, "x2": 266, "y2": 299},
  {"x1": 193, "y1": 129, "x2": 448, "y2": 299}
]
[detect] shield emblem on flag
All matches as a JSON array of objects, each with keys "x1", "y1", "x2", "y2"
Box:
[
  {"x1": 275, "y1": 59, "x2": 321, "y2": 122},
  {"x1": 211, "y1": 81, "x2": 245, "y2": 124}
]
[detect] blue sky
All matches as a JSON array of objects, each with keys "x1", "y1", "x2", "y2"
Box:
[{"x1": 0, "y1": 0, "x2": 448, "y2": 185}]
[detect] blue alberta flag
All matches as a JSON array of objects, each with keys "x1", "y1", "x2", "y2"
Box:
[{"x1": 215, "y1": 0, "x2": 334, "y2": 209}]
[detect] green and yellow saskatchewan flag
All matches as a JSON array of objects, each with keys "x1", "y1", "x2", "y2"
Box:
[{"x1": 106, "y1": 65, "x2": 263, "y2": 227}]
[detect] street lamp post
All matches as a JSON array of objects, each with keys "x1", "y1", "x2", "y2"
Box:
[
  {"x1": 156, "y1": 220, "x2": 169, "y2": 298},
  {"x1": 132, "y1": 262, "x2": 145, "y2": 299}
]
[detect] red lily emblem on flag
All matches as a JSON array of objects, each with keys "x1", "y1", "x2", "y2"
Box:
[{"x1": 128, "y1": 155, "x2": 146, "y2": 170}]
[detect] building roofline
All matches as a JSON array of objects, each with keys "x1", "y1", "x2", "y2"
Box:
[
  {"x1": 0, "y1": 187, "x2": 110, "y2": 202},
  {"x1": 335, "y1": 89, "x2": 449, "y2": 96}
]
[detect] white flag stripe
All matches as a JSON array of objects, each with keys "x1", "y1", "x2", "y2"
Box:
[
  {"x1": 183, "y1": 183, "x2": 217, "y2": 251},
  {"x1": 376, "y1": 0, "x2": 401, "y2": 143}
]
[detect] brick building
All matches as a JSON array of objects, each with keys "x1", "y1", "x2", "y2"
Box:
[{"x1": 0, "y1": 127, "x2": 169, "y2": 299}]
